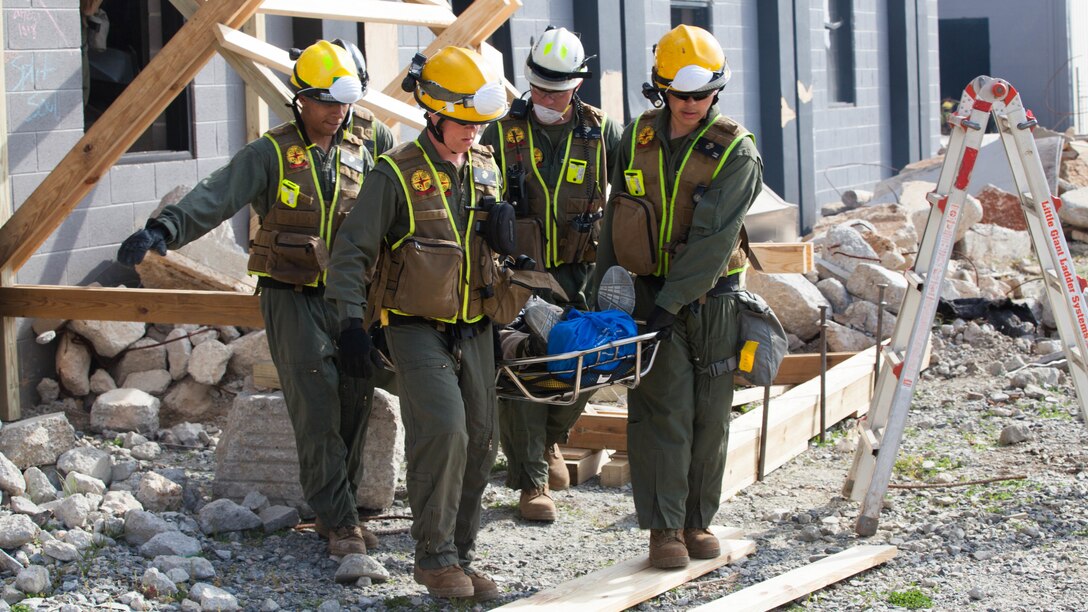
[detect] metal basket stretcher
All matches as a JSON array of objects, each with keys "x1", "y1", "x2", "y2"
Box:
[{"x1": 494, "y1": 331, "x2": 662, "y2": 405}]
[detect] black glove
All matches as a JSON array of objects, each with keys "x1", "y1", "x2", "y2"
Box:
[
  {"x1": 646, "y1": 306, "x2": 676, "y2": 340},
  {"x1": 117, "y1": 225, "x2": 168, "y2": 266},
  {"x1": 338, "y1": 319, "x2": 383, "y2": 379}
]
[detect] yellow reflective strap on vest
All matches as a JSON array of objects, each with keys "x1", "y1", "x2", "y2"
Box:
[
  {"x1": 661, "y1": 120, "x2": 719, "y2": 276},
  {"x1": 726, "y1": 263, "x2": 749, "y2": 277}
]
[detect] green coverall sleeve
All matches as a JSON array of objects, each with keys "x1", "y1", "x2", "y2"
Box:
[
  {"x1": 152, "y1": 138, "x2": 276, "y2": 249},
  {"x1": 325, "y1": 161, "x2": 404, "y2": 323},
  {"x1": 654, "y1": 137, "x2": 763, "y2": 314}
]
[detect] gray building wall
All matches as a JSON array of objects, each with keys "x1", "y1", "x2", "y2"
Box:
[{"x1": 938, "y1": 0, "x2": 1071, "y2": 132}]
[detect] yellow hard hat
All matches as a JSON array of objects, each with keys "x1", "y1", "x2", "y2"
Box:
[
  {"x1": 403, "y1": 46, "x2": 508, "y2": 123},
  {"x1": 291, "y1": 40, "x2": 364, "y2": 104},
  {"x1": 651, "y1": 25, "x2": 730, "y2": 94}
]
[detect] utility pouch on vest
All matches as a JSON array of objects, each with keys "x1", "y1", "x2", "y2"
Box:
[
  {"x1": 266, "y1": 232, "x2": 328, "y2": 286},
  {"x1": 609, "y1": 193, "x2": 659, "y2": 276},
  {"x1": 475, "y1": 198, "x2": 518, "y2": 257},
  {"x1": 385, "y1": 237, "x2": 464, "y2": 320},
  {"x1": 484, "y1": 266, "x2": 533, "y2": 325},
  {"x1": 558, "y1": 197, "x2": 599, "y2": 265},
  {"x1": 515, "y1": 217, "x2": 546, "y2": 270},
  {"x1": 725, "y1": 290, "x2": 788, "y2": 386}
]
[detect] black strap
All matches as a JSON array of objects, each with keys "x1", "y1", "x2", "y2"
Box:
[{"x1": 257, "y1": 277, "x2": 325, "y2": 296}]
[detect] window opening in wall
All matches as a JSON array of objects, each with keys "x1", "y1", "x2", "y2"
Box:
[
  {"x1": 671, "y1": 0, "x2": 711, "y2": 30},
  {"x1": 825, "y1": 0, "x2": 856, "y2": 104},
  {"x1": 82, "y1": 0, "x2": 193, "y2": 154}
]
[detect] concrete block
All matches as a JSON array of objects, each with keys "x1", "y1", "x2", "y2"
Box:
[
  {"x1": 7, "y1": 131, "x2": 37, "y2": 174},
  {"x1": 34, "y1": 129, "x2": 81, "y2": 173},
  {"x1": 193, "y1": 84, "x2": 229, "y2": 123},
  {"x1": 154, "y1": 160, "x2": 199, "y2": 200},
  {"x1": 110, "y1": 164, "x2": 157, "y2": 204},
  {"x1": 6, "y1": 51, "x2": 35, "y2": 91},
  {"x1": 34, "y1": 49, "x2": 81, "y2": 91},
  {"x1": 214, "y1": 390, "x2": 404, "y2": 511},
  {"x1": 7, "y1": 89, "x2": 83, "y2": 132},
  {"x1": 6, "y1": 7, "x2": 80, "y2": 49},
  {"x1": 9, "y1": 171, "x2": 46, "y2": 207},
  {"x1": 16, "y1": 251, "x2": 66, "y2": 285}
]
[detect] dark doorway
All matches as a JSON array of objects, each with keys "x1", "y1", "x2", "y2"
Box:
[{"x1": 938, "y1": 18, "x2": 990, "y2": 101}]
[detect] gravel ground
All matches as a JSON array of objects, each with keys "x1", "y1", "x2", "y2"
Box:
[{"x1": 10, "y1": 319, "x2": 1088, "y2": 612}]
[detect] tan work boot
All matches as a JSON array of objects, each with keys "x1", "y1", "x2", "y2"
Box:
[
  {"x1": 518, "y1": 485, "x2": 557, "y2": 521},
  {"x1": 413, "y1": 564, "x2": 474, "y2": 599},
  {"x1": 545, "y1": 443, "x2": 570, "y2": 490},
  {"x1": 328, "y1": 525, "x2": 367, "y2": 556},
  {"x1": 314, "y1": 517, "x2": 379, "y2": 549},
  {"x1": 683, "y1": 527, "x2": 721, "y2": 559},
  {"x1": 463, "y1": 567, "x2": 500, "y2": 601},
  {"x1": 649, "y1": 528, "x2": 689, "y2": 569}
]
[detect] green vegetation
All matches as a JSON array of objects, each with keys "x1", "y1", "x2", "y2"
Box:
[
  {"x1": 886, "y1": 588, "x2": 933, "y2": 609},
  {"x1": 893, "y1": 454, "x2": 960, "y2": 480}
]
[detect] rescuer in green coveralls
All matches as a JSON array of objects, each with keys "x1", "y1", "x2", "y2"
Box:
[
  {"x1": 480, "y1": 26, "x2": 622, "y2": 522},
  {"x1": 116, "y1": 40, "x2": 394, "y2": 558},
  {"x1": 324, "y1": 47, "x2": 515, "y2": 601},
  {"x1": 590, "y1": 25, "x2": 763, "y2": 569}
]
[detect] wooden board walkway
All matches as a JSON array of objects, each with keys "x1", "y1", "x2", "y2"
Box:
[
  {"x1": 496, "y1": 527, "x2": 754, "y2": 611},
  {"x1": 691, "y1": 545, "x2": 897, "y2": 612}
]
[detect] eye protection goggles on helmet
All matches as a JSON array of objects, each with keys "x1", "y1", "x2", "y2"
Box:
[
  {"x1": 297, "y1": 75, "x2": 364, "y2": 105},
  {"x1": 420, "y1": 79, "x2": 508, "y2": 117}
]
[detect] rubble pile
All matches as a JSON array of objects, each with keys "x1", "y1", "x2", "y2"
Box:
[{"x1": 759, "y1": 132, "x2": 1088, "y2": 353}]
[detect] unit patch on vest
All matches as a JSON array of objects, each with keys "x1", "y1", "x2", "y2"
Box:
[
  {"x1": 694, "y1": 137, "x2": 725, "y2": 161},
  {"x1": 505, "y1": 126, "x2": 525, "y2": 145},
  {"x1": 533, "y1": 148, "x2": 544, "y2": 164},
  {"x1": 410, "y1": 169, "x2": 434, "y2": 193},
  {"x1": 636, "y1": 125, "x2": 655, "y2": 147},
  {"x1": 286, "y1": 145, "x2": 308, "y2": 169},
  {"x1": 437, "y1": 171, "x2": 452, "y2": 195}
]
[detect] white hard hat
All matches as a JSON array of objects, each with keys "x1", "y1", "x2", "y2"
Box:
[{"x1": 525, "y1": 26, "x2": 591, "y2": 91}]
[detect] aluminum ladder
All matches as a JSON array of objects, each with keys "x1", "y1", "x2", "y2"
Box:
[{"x1": 842, "y1": 75, "x2": 1088, "y2": 536}]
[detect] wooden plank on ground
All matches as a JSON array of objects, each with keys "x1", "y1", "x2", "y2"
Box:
[
  {"x1": 720, "y1": 347, "x2": 878, "y2": 501},
  {"x1": 0, "y1": 0, "x2": 264, "y2": 272},
  {"x1": 737, "y1": 352, "x2": 856, "y2": 386},
  {"x1": 691, "y1": 545, "x2": 897, "y2": 612},
  {"x1": 732, "y1": 385, "x2": 791, "y2": 408},
  {"x1": 561, "y1": 447, "x2": 608, "y2": 485},
  {"x1": 0, "y1": 286, "x2": 262, "y2": 329},
  {"x1": 258, "y1": 0, "x2": 457, "y2": 27},
  {"x1": 599, "y1": 452, "x2": 630, "y2": 488},
  {"x1": 748, "y1": 242, "x2": 814, "y2": 274},
  {"x1": 496, "y1": 527, "x2": 754, "y2": 611},
  {"x1": 566, "y1": 412, "x2": 627, "y2": 452}
]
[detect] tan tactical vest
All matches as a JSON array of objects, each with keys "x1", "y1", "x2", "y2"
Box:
[
  {"x1": 368, "y1": 141, "x2": 508, "y2": 325},
  {"x1": 349, "y1": 105, "x2": 380, "y2": 159},
  {"x1": 495, "y1": 105, "x2": 609, "y2": 268},
  {"x1": 615, "y1": 108, "x2": 753, "y2": 278},
  {"x1": 247, "y1": 119, "x2": 370, "y2": 287}
]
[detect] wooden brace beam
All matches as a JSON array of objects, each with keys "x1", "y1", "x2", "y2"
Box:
[
  {"x1": 0, "y1": 286, "x2": 262, "y2": 329},
  {"x1": 259, "y1": 0, "x2": 457, "y2": 28},
  {"x1": 0, "y1": 0, "x2": 265, "y2": 272}
]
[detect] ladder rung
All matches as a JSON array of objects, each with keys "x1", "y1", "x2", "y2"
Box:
[
  {"x1": 880, "y1": 345, "x2": 904, "y2": 369},
  {"x1": 1020, "y1": 191, "x2": 1036, "y2": 207},
  {"x1": 858, "y1": 423, "x2": 882, "y2": 455},
  {"x1": 904, "y1": 270, "x2": 925, "y2": 291},
  {"x1": 1044, "y1": 269, "x2": 1063, "y2": 291},
  {"x1": 925, "y1": 191, "x2": 944, "y2": 206},
  {"x1": 1068, "y1": 346, "x2": 1086, "y2": 369}
]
